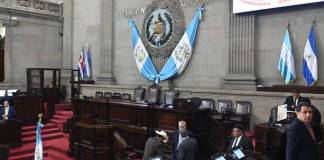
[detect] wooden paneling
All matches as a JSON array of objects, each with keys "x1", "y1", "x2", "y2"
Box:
[{"x1": 14, "y1": 95, "x2": 43, "y2": 125}]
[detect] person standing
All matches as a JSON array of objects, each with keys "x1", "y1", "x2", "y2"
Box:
[
  {"x1": 175, "y1": 131, "x2": 198, "y2": 160},
  {"x1": 172, "y1": 121, "x2": 193, "y2": 160},
  {"x1": 286, "y1": 102, "x2": 319, "y2": 160}
]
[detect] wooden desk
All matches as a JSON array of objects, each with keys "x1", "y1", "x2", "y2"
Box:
[
  {"x1": 0, "y1": 120, "x2": 22, "y2": 147},
  {"x1": 69, "y1": 98, "x2": 212, "y2": 157},
  {"x1": 13, "y1": 95, "x2": 43, "y2": 125}
]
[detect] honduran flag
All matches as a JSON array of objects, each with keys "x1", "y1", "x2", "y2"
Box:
[
  {"x1": 303, "y1": 25, "x2": 318, "y2": 86},
  {"x1": 278, "y1": 28, "x2": 296, "y2": 84},
  {"x1": 158, "y1": 8, "x2": 204, "y2": 82},
  {"x1": 129, "y1": 19, "x2": 158, "y2": 81},
  {"x1": 83, "y1": 47, "x2": 91, "y2": 80},
  {"x1": 34, "y1": 122, "x2": 43, "y2": 160},
  {"x1": 78, "y1": 46, "x2": 85, "y2": 79}
]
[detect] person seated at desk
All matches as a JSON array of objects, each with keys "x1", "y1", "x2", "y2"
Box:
[
  {"x1": 142, "y1": 130, "x2": 169, "y2": 160},
  {"x1": 227, "y1": 124, "x2": 253, "y2": 154},
  {"x1": 0, "y1": 100, "x2": 15, "y2": 121},
  {"x1": 284, "y1": 89, "x2": 310, "y2": 111}
]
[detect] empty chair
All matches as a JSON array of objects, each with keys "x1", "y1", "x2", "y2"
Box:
[
  {"x1": 164, "y1": 88, "x2": 179, "y2": 106},
  {"x1": 112, "y1": 93, "x2": 121, "y2": 100},
  {"x1": 230, "y1": 101, "x2": 252, "y2": 129},
  {"x1": 121, "y1": 93, "x2": 131, "y2": 100},
  {"x1": 147, "y1": 83, "x2": 161, "y2": 104},
  {"x1": 211, "y1": 99, "x2": 233, "y2": 120},
  {"x1": 199, "y1": 99, "x2": 214, "y2": 110},
  {"x1": 95, "y1": 91, "x2": 103, "y2": 98},
  {"x1": 133, "y1": 86, "x2": 145, "y2": 101},
  {"x1": 104, "y1": 92, "x2": 112, "y2": 99}
]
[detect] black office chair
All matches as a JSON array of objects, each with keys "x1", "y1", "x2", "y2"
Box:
[
  {"x1": 164, "y1": 88, "x2": 179, "y2": 106},
  {"x1": 104, "y1": 92, "x2": 112, "y2": 99},
  {"x1": 199, "y1": 99, "x2": 214, "y2": 110},
  {"x1": 95, "y1": 91, "x2": 103, "y2": 98},
  {"x1": 211, "y1": 99, "x2": 233, "y2": 120},
  {"x1": 121, "y1": 93, "x2": 131, "y2": 100},
  {"x1": 133, "y1": 86, "x2": 145, "y2": 101},
  {"x1": 147, "y1": 83, "x2": 161, "y2": 104},
  {"x1": 112, "y1": 93, "x2": 121, "y2": 100},
  {"x1": 230, "y1": 101, "x2": 252, "y2": 129}
]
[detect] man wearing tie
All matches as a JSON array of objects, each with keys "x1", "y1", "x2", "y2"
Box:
[
  {"x1": 172, "y1": 121, "x2": 193, "y2": 160},
  {"x1": 0, "y1": 100, "x2": 15, "y2": 121},
  {"x1": 227, "y1": 124, "x2": 253, "y2": 153},
  {"x1": 284, "y1": 89, "x2": 311, "y2": 111},
  {"x1": 286, "y1": 102, "x2": 319, "y2": 160}
]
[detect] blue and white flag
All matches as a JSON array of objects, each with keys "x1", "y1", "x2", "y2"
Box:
[
  {"x1": 278, "y1": 28, "x2": 295, "y2": 84},
  {"x1": 83, "y1": 47, "x2": 91, "y2": 80},
  {"x1": 78, "y1": 46, "x2": 85, "y2": 79},
  {"x1": 303, "y1": 25, "x2": 318, "y2": 86},
  {"x1": 34, "y1": 122, "x2": 43, "y2": 160},
  {"x1": 158, "y1": 8, "x2": 203, "y2": 82},
  {"x1": 129, "y1": 19, "x2": 158, "y2": 81}
]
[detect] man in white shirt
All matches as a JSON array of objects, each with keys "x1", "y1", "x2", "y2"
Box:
[
  {"x1": 0, "y1": 100, "x2": 15, "y2": 121},
  {"x1": 227, "y1": 124, "x2": 253, "y2": 153}
]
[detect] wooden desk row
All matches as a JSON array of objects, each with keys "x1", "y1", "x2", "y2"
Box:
[{"x1": 68, "y1": 98, "x2": 210, "y2": 160}]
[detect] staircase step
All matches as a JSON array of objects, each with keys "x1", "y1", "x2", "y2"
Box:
[
  {"x1": 23, "y1": 128, "x2": 61, "y2": 137},
  {"x1": 10, "y1": 144, "x2": 51, "y2": 157},
  {"x1": 55, "y1": 111, "x2": 73, "y2": 117},
  {"x1": 52, "y1": 115, "x2": 69, "y2": 121},
  {"x1": 22, "y1": 123, "x2": 57, "y2": 132},
  {"x1": 23, "y1": 132, "x2": 63, "y2": 143},
  {"x1": 49, "y1": 119, "x2": 65, "y2": 124},
  {"x1": 47, "y1": 149, "x2": 72, "y2": 160},
  {"x1": 9, "y1": 151, "x2": 48, "y2": 160}
]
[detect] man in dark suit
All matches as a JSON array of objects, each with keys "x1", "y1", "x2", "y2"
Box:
[
  {"x1": 227, "y1": 124, "x2": 253, "y2": 153},
  {"x1": 175, "y1": 131, "x2": 198, "y2": 160},
  {"x1": 286, "y1": 102, "x2": 319, "y2": 160},
  {"x1": 0, "y1": 100, "x2": 15, "y2": 121},
  {"x1": 172, "y1": 121, "x2": 193, "y2": 160},
  {"x1": 142, "y1": 130, "x2": 169, "y2": 160},
  {"x1": 284, "y1": 89, "x2": 311, "y2": 111}
]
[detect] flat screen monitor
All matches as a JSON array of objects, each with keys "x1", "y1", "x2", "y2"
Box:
[
  {"x1": 212, "y1": 153, "x2": 227, "y2": 160},
  {"x1": 232, "y1": 148, "x2": 245, "y2": 159},
  {"x1": 277, "y1": 104, "x2": 288, "y2": 122},
  {"x1": 0, "y1": 90, "x2": 5, "y2": 97},
  {"x1": 7, "y1": 89, "x2": 18, "y2": 96},
  {"x1": 215, "y1": 156, "x2": 226, "y2": 160}
]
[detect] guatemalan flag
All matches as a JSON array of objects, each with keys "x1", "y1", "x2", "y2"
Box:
[
  {"x1": 278, "y1": 28, "x2": 295, "y2": 84},
  {"x1": 83, "y1": 47, "x2": 91, "y2": 80},
  {"x1": 129, "y1": 19, "x2": 158, "y2": 81},
  {"x1": 34, "y1": 122, "x2": 43, "y2": 160},
  {"x1": 78, "y1": 47, "x2": 85, "y2": 79},
  {"x1": 303, "y1": 25, "x2": 318, "y2": 86},
  {"x1": 158, "y1": 8, "x2": 204, "y2": 82}
]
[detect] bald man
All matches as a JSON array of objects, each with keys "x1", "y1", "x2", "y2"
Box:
[{"x1": 172, "y1": 121, "x2": 193, "y2": 160}]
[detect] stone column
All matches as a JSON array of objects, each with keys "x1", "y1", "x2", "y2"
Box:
[
  {"x1": 63, "y1": 0, "x2": 73, "y2": 69},
  {"x1": 222, "y1": 0, "x2": 256, "y2": 90},
  {"x1": 96, "y1": 0, "x2": 115, "y2": 84}
]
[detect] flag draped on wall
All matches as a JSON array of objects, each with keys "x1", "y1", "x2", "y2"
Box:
[
  {"x1": 78, "y1": 46, "x2": 85, "y2": 79},
  {"x1": 303, "y1": 24, "x2": 318, "y2": 86},
  {"x1": 128, "y1": 7, "x2": 204, "y2": 83},
  {"x1": 159, "y1": 8, "x2": 203, "y2": 82},
  {"x1": 278, "y1": 27, "x2": 295, "y2": 84},
  {"x1": 129, "y1": 19, "x2": 158, "y2": 82},
  {"x1": 34, "y1": 122, "x2": 43, "y2": 160},
  {"x1": 83, "y1": 47, "x2": 91, "y2": 80}
]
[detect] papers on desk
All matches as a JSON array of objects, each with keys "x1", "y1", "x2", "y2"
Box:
[{"x1": 277, "y1": 104, "x2": 288, "y2": 121}]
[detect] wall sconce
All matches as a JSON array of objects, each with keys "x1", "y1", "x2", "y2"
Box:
[{"x1": 10, "y1": 17, "x2": 19, "y2": 26}]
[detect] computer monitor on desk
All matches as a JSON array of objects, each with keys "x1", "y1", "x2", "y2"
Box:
[
  {"x1": 211, "y1": 153, "x2": 227, "y2": 160},
  {"x1": 269, "y1": 104, "x2": 288, "y2": 126},
  {"x1": 228, "y1": 147, "x2": 246, "y2": 160}
]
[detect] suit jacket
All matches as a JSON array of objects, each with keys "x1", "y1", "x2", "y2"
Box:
[
  {"x1": 142, "y1": 137, "x2": 164, "y2": 160},
  {"x1": 172, "y1": 129, "x2": 193, "y2": 160},
  {"x1": 286, "y1": 118, "x2": 318, "y2": 160},
  {"x1": 175, "y1": 137, "x2": 198, "y2": 160},
  {"x1": 227, "y1": 135, "x2": 253, "y2": 153},
  {"x1": 284, "y1": 96, "x2": 310, "y2": 111},
  {"x1": 0, "y1": 106, "x2": 15, "y2": 121}
]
